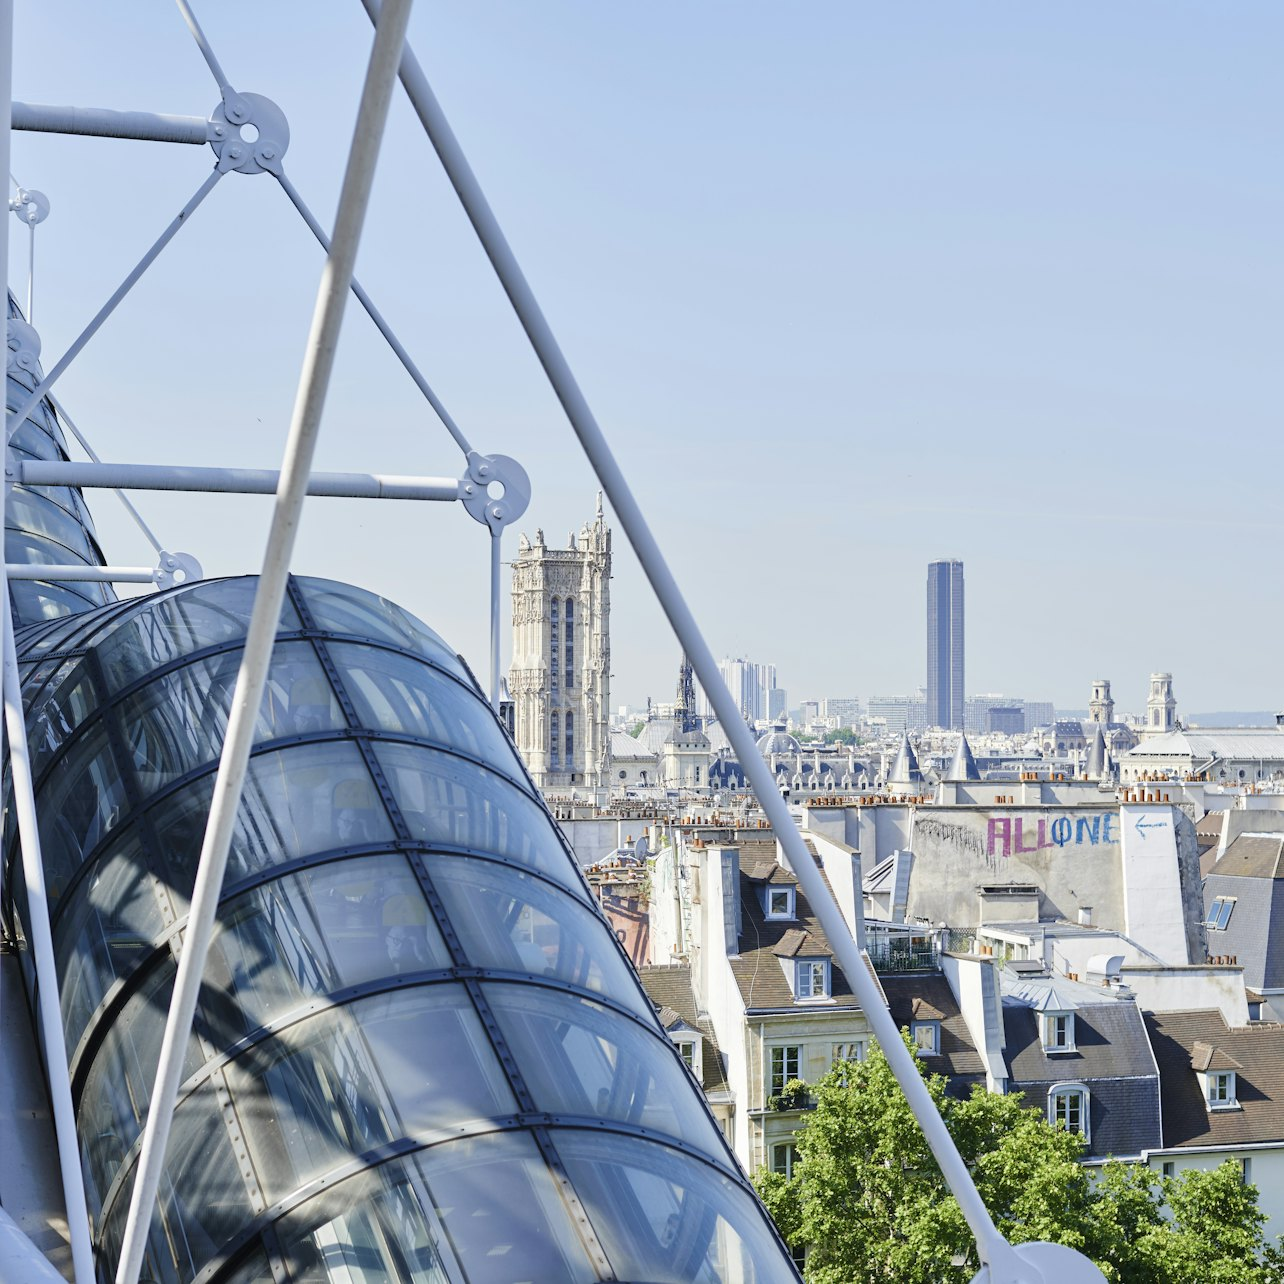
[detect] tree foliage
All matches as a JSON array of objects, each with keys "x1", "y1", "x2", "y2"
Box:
[{"x1": 753, "y1": 1039, "x2": 1280, "y2": 1283}]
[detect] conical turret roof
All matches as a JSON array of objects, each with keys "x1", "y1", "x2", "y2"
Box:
[
  {"x1": 1085, "y1": 723, "x2": 1107, "y2": 779},
  {"x1": 888, "y1": 733, "x2": 923, "y2": 784},
  {"x1": 947, "y1": 732, "x2": 981, "y2": 781}
]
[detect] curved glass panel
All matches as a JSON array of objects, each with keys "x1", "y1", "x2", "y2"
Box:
[
  {"x1": 484, "y1": 983, "x2": 725, "y2": 1159},
  {"x1": 375, "y1": 743, "x2": 575, "y2": 887},
  {"x1": 294, "y1": 578, "x2": 466, "y2": 681},
  {"x1": 433, "y1": 858, "x2": 646, "y2": 1016},
  {"x1": 278, "y1": 1134, "x2": 599, "y2": 1284},
  {"x1": 331, "y1": 640, "x2": 525, "y2": 779},
  {"x1": 555, "y1": 1132, "x2": 796, "y2": 1284}
]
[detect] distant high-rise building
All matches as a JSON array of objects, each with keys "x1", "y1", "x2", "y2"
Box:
[
  {"x1": 927, "y1": 559, "x2": 965, "y2": 729},
  {"x1": 822, "y1": 696, "x2": 862, "y2": 728},
  {"x1": 867, "y1": 693, "x2": 928, "y2": 735},
  {"x1": 1023, "y1": 701, "x2": 1055, "y2": 731},
  {"x1": 767, "y1": 687, "x2": 789, "y2": 721},
  {"x1": 696, "y1": 657, "x2": 777, "y2": 722}
]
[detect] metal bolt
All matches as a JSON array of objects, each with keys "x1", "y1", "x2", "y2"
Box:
[
  {"x1": 261, "y1": 148, "x2": 276, "y2": 159},
  {"x1": 229, "y1": 146, "x2": 243, "y2": 159},
  {"x1": 214, "y1": 125, "x2": 225, "y2": 137}
]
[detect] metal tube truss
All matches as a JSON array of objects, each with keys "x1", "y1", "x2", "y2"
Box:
[
  {"x1": 113, "y1": 5, "x2": 415, "y2": 1281},
  {"x1": 11, "y1": 101, "x2": 209, "y2": 145},
  {"x1": 17, "y1": 459, "x2": 463, "y2": 501}
]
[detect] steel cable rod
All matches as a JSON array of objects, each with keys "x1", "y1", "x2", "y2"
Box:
[
  {"x1": 274, "y1": 169, "x2": 473, "y2": 456},
  {"x1": 112, "y1": 5, "x2": 414, "y2": 1282},
  {"x1": 47, "y1": 393, "x2": 165, "y2": 555},
  {"x1": 6, "y1": 168, "x2": 224, "y2": 440},
  {"x1": 173, "y1": 0, "x2": 233, "y2": 98},
  {"x1": 363, "y1": 6, "x2": 1107, "y2": 1280}
]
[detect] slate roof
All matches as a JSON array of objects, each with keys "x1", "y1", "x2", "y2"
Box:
[
  {"x1": 729, "y1": 859, "x2": 861, "y2": 1012},
  {"x1": 1002, "y1": 999, "x2": 1161, "y2": 1158},
  {"x1": 1145, "y1": 1010, "x2": 1284, "y2": 1149},
  {"x1": 1209, "y1": 833, "x2": 1284, "y2": 880},
  {"x1": 609, "y1": 728, "x2": 656, "y2": 761},
  {"x1": 881, "y1": 974, "x2": 984, "y2": 1097},
  {"x1": 1202, "y1": 855, "x2": 1284, "y2": 990},
  {"x1": 637, "y1": 964, "x2": 730, "y2": 1095}
]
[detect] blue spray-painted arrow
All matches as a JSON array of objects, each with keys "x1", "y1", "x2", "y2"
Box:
[{"x1": 1135, "y1": 816, "x2": 1167, "y2": 838}]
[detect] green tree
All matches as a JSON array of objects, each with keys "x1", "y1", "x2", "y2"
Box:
[{"x1": 754, "y1": 1040, "x2": 1277, "y2": 1283}]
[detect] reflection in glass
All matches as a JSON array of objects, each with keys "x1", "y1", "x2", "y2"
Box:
[
  {"x1": 485, "y1": 983, "x2": 724, "y2": 1159},
  {"x1": 376, "y1": 743, "x2": 575, "y2": 888},
  {"x1": 557, "y1": 1132, "x2": 796, "y2": 1284},
  {"x1": 434, "y1": 859, "x2": 643, "y2": 1015}
]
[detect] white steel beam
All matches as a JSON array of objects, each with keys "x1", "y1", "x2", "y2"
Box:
[
  {"x1": 10, "y1": 102, "x2": 208, "y2": 145},
  {"x1": 5, "y1": 564, "x2": 155, "y2": 583},
  {"x1": 112, "y1": 5, "x2": 414, "y2": 1282},
  {"x1": 0, "y1": 589, "x2": 96, "y2": 1284},
  {"x1": 18, "y1": 459, "x2": 462, "y2": 501},
  {"x1": 366, "y1": 7, "x2": 1106, "y2": 1280}
]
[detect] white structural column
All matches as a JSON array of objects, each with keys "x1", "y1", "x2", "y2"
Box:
[
  {"x1": 367, "y1": 7, "x2": 1105, "y2": 1281},
  {"x1": 112, "y1": 5, "x2": 414, "y2": 1282},
  {"x1": 1, "y1": 10, "x2": 96, "y2": 1280},
  {"x1": 0, "y1": 596, "x2": 96, "y2": 1284}
]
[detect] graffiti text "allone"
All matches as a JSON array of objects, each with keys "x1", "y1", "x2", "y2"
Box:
[{"x1": 987, "y1": 814, "x2": 1117, "y2": 858}]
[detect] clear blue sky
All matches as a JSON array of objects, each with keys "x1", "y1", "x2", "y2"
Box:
[{"x1": 10, "y1": 3, "x2": 1282, "y2": 715}]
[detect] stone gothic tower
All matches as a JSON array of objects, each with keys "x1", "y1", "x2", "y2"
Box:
[
  {"x1": 1146, "y1": 672, "x2": 1177, "y2": 736},
  {"x1": 509, "y1": 496, "x2": 611, "y2": 789},
  {"x1": 1089, "y1": 678, "x2": 1114, "y2": 725}
]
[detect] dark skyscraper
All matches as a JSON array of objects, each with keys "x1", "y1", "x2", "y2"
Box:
[{"x1": 927, "y1": 559, "x2": 965, "y2": 729}]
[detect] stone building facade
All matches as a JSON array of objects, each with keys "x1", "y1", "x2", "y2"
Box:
[{"x1": 508, "y1": 497, "x2": 611, "y2": 788}]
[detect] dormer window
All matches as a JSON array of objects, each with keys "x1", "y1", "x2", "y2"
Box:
[
  {"x1": 670, "y1": 1033, "x2": 701, "y2": 1082},
  {"x1": 1204, "y1": 1070, "x2": 1238, "y2": 1110},
  {"x1": 1042, "y1": 1011, "x2": 1076, "y2": 1053},
  {"x1": 1048, "y1": 1083, "x2": 1090, "y2": 1140},
  {"x1": 911, "y1": 1020, "x2": 939, "y2": 1056},
  {"x1": 796, "y1": 959, "x2": 830, "y2": 1000},
  {"x1": 766, "y1": 886, "x2": 795, "y2": 919}
]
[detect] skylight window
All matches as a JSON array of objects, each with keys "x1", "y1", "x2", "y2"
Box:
[{"x1": 1206, "y1": 897, "x2": 1236, "y2": 932}]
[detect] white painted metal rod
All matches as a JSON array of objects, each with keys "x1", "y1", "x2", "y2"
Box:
[
  {"x1": 47, "y1": 393, "x2": 165, "y2": 556},
  {"x1": 6, "y1": 564, "x2": 154, "y2": 583},
  {"x1": 0, "y1": 593, "x2": 96, "y2": 1284},
  {"x1": 489, "y1": 527, "x2": 501, "y2": 707},
  {"x1": 6, "y1": 168, "x2": 223, "y2": 442},
  {"x1": 174, "y1": 0, "x2": 233, "y2": 98},
  {"x1": 275, "y1": 169, "x2": 474, "y2": 456},
  {"x1": 19, "y1": 459, "x2": 461, "y2": 501},
  {"x1": 113, "y1": 4, "x2": 414, "y2": 1281},
  {"x1": 11, "y1": 102, "x2": 208, "y2": 145},
  {"x1": 371, "y1": 10, "x2": 1047, "y2": 1280}
]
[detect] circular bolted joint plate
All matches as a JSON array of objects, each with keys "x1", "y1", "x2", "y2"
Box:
[
  {"x1": 969, "y1": 1241, "x2": 1109, "y2": 1284},
  {"x1": 153, "y1": 551, "x2": 204, "y2": 591},
  {"x1": 209, "y1": 93, "x2": 290, "y2": 176},
  {"x1": 11, "y1": 188, "x2": 50, "y2": 225},
  {"x1": 460, "y1": 452, "x2": 531, "y2": 533},
  {"x1": 6, "y1": 318, "x2": 41, "y2": 377}
]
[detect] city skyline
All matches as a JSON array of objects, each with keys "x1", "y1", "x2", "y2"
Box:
[{"x1": 11, "y1": 3, "x2": 1281, "y2": 718}]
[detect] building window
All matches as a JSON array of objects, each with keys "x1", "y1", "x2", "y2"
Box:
[
  {"x1": 565, "y1": 597, "x2": 574, "y2": 689},
  {"x1": 1241, "y1": 1157, "x2": 1252, "y2": 1186},
  {"x1": 768, "y1": 1045, "x2": 801, "y2": 1096},
  {"x1": 1048, "y1": 1085, "x2": 1090, "y2": 1140},
  {"x1": 765, "y1": 887, "x2": 795, "y2": 919},
  {"x1": 911, "y1": 1021, "x2": 939, "y2": 1056},
  {"x1": 550, "y1": 598, "x2": 559, "y2": 694},
  {"x1": 1042, "y1": 1011, "x2": 1076, "y2": 1053},
  {"x1": 550, "y1": 711, "x2": 559, "y2": 767},
  {"x1": 1161, "y1": 1161, "x2": 1175, "y2": 1178},
  {"x1": 796, "y1": 959, "x2": 829, "y2": 1000},
  {"x1": 565, "y1": 711, "x2": 574, "y2": 764},
  {"x1": 1206, "y1": 1071, "x2": 1238, "y2": 1110},
  {"x1": 832, "y1": 1041, "x2": 865, "y2": 1066},
  {"x1": 674, "y1": 1038, "x2": 698, "y2": 1077},
  {"x1": 1206, "y1": 897, "x2": 1236, "y2": 931},
  {"x1": 770, "y1": 1143, "x2": 798, "y2": 1178}
]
